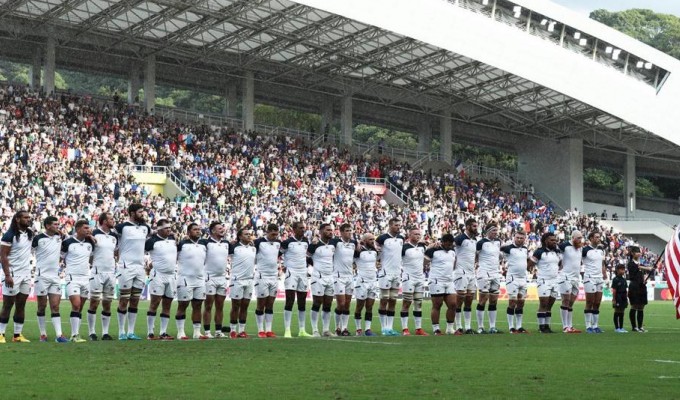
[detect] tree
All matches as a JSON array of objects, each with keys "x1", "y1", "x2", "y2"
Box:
[{"x1": 590, "y1": 9, "x2": 680, "y2": 60}]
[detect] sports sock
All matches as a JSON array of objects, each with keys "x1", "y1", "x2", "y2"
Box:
[
  {"x1": 567, "y1": 308, "x2": 573, "y2": 328},
  {"x1": 117, "y1": 309, "x2": 127, "y2": 336},
  {"x1": 506, "y1": 307, "x2": 515, "y2": 330},
  {"x1": 560, "y1": 306, "x2": 569, "y2": 328},
  {"x1": 69, "y1": 311, "x2": 80, "y2": 337},
  {"x1": 545, "y1": 311, "x2": 552, "y2": 326},
  {"x1": 592, "y1": 310, "x2": 599, "y2": 328},
  {"x1": 238, "y1": 320, "x2": 246, "y2": 334},
  {"x1": 537, "y1": 312, "x2": 546, "y2": 327},
  {"x1": 488, "y1": 304, "x2": 497, "y2": 329},
  {"x1": 52, "y1": 313, "x2": 63, "y2": 337},
  {"x1": 176, "y1": 316, "x2": 186, "y2": 338},
  {"x1": 446, "y1": 321, "x2": 455, "y2": 333},
  {"x1": 334, "y1": 309, "x2": 341, "y2": 331},
  {"x1": 476, "y1": 304, "x2": 485, "y2": 330},
  {"x1": 342, "y1": 310, "x2": 350, "y2": 331},
  {"x1": 101, "y1": 312, "x2": 111, "y2": 335},
  {"x1": 0, "y1": 317, "x2": 7, "y2": 334},
  {"x1": 204, "y1": 324, "x2": 211, "y2": 335},
  {"x1": 255, "y1": 310, "x2": 265, "y2": 332},
  {"x1": 378, "y1": 309, "x2": 387, "y2": 330},
  {"x1": 160, "y1": 313, "x2": 170, "y2": 335},
  {"x1": 13, "y1": 316, "x2": 24, "y2": 335},
  {"x1": 310, "y1": 310, "x2": 319, "y2": 332},
  {"x1": 230, "y1": 320, "x2": 237, "y2": 334},
  {"x1": 37, "y1": 312, "x2": 47, "y2": 336},
  {"x1": 629, "y1": 309, "x2": 637, "y2": 329},
  {"x1": 432, "y1": 323, "x2": 440, "y2": 332},
  {"x1": 613, "y1": 312, "x2": 620, "y2": 329},
  {"x1": 321, "y1": 311, "x2": 331, "y2": 333},
  {"x1": 463, "y1": 308, "x2": 472, "y2": 330},
  {"x1": 400, "y1": 311, "x2": 409, "y2": 330},
  {"x1": 584, "y1": 310, "x2": 592, "y2": 328},
  {"x1": 297, "y1": 310, "x2": 306, "y2": 331},
  {"x1": 355, "y1": 313, "x2": 362, "y2": 331},
  {"x1": 283, "y1": 310, "x2": 292, "y2": 330},
  {"x1": 265, "y1": 309, "x2": 274, "y2": 332},
  {"x1": 126, "y1": 307, "x2": 138, "y2": 335},
  {"x1": 147, "y1": 311, "x2": 156, "y2": 335},
  {"x1": 193, "y1": 323, "x2": 201, "y2": 336},
  {"x1": 364, "y1": 312, "x2": 373, "y2": 331},
  {"x1": 87, "y1": 310, "x2": 97, "y2": 336},
  {"x1": 413, "y1": 311, "x2": 422, "y2": 329},
  {"x1": 386, "y1": 310, "x2": 395, "y2": 330},
  {"x1": 515, "y1": 308, "x2": 524, "y2": 328},
  {"x1": 637, "y1": 310, "x2": 644, "y2": 328}
]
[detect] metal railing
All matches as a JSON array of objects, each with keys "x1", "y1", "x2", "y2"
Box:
[
  {"x1": 356, "y1": 177, "x2": 415, "y2": 206},
  {"x1": 128, "y1": 164, "x2": 197, "y2": 200},
  {"x1": 602, "y1": 216, "x2": 675, "y2": 229}
]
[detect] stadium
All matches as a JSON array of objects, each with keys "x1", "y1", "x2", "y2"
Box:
[{"x1": 0, "y1": 0, "x2": 679, "y2": 398}]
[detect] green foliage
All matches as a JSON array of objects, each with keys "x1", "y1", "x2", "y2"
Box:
[
  {"x1": 254, "y1": 104, "x2": 321, "y2": 132},
  {"x1": 584, "y1": 168, "x2": 665, "y2": 198},
  {"x1": 591, "y1": 9, "x2": 680, "y2": 59},
  {"x1": 452, "y1": 143, "x2": 517, "y2": 170},
  {"x1": 354, "y1": 124, "x2": 417, "y2": 150}
]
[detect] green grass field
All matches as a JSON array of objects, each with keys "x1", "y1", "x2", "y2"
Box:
[{"x1": 1, "y1": 300, "x2": 679, "y2": 399}]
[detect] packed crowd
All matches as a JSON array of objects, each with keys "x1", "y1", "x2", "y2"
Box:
[{"x1": 0, "y1": 82, "x2": 660, "y2": 282}]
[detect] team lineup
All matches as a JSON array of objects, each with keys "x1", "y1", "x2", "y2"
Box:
[{"x1": 0, "y1": 204, "x2": 653, "y2": 343}]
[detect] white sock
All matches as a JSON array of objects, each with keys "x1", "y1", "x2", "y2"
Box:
[
  {"x1": 160, "y1": 315, "x2": 170, "y2": 335},
  {"x1": 489, "y1": 310, "x2": 497, "y2": 329},
  {"x1": 14, "y1": 322, "x2": 24, "y2": 335},
  {"x1": 355, "y1": 317, "x2": 362, "y2": 331},
  {"x1": 321, "y1": 311, "x2": 331, "y2": 332},
  {"x1": 387, "y1": 315, "x2": 394, "y2": 330},
  {"x1": 283, "y1": 310, "x2": 292, "y2": 330},
  {"x1": 432, "y1": 323, "x2": 440, "y2": 332},
  {"x1": 464, "y1": 310, "x2": 472, "y2": 330},
  {"x1": 341, "y1": 314, "x2": 349, "y2": 331},
  {"x1": 101, "y1": 313, "x2": 110, "y2": 335},
  {"x1": 455, "y1": 312, "x2": 463, "y2": 330},
  {"x1": 516, "y1": 313, "x2": 523, "y2": 329},
  {"x1": 507, "y1": 313, "x2": 514, "y2": 330},
  {"x1": 147, "y1": 313, "x2": 156, "y2": 335},
  {"x1": 298, "y1": 310, "x2": 306, "y2": 331},
  {"x1": 310, "y1": 310, "x2": 319, "y2": 332},
  {"x1": 256, "y1": 312, "x2": 264, "y2": 332},
  {"x1": 592, "y1": 312, "x2": 599, "y2": 328},
  {"x1": 0, "y1": 321, "x2": 6, "y2": 334},
  {"x1": 265, "y1": 312, "x2": 273, "y2": 332},
  {"x1": 476, "y1": 309, "x2": 485, "y2": 329},
  {"x1": 117, "y1": 311, "x2": 126, "y2": 336},
  {"x1": 414, "y1": 314, "x2": 422, "y2": 329},
  {"x1": 446, "y1": 322, "x2": 455, "y2": 333},
  {"x1": 561, "y1": 308, "x2": 569, "y2": 328},
  {"x1": 126, "y1": 310, "x2": 137, "y2": 335},
  {"x1": 334, "y1": 312, "x2": 341, "y2": 331},
  {"x1": 538, "y1": 316, "x2": 545, "y2": 325},
  {"x1": 365, "y1": 318, "x2": 372, "y2": 331},
  {"x1": 567, "y1": 310, "x2": 573, "y2": 328},
  {"x1": 379, "y1": 312, "x2": 386, "y2": 330},
  {"x1": 401, "y1": 314, "x2": 409, "y2": 330},
  {"x1": 52, "y1": 315, "x2": 63, "y2": 337},
  {"x1": 38, "y1": 314, "x2": 47, "y2": 336},
  {"x1": 584, "y1": 312, "x2": 592, "y2": 328},
  {"x1": 70, "y1": 315, "x2": 79, "y2": 337},
  {"x1": 238, "y1": 322, "x2": 245, "y2": 333},
  {"x1": 176, "y1": 317, "x2": 186, "y2": 338},
  {"x1": 87, "y1": 311, "x2": 96, "y2": 335},
  {"x1": 193, "y1": 323, "x2": 201, "y2": 336}
]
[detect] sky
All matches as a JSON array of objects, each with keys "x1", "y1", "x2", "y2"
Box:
[{"x1": 551, "y1": 0, "x2": 680, "y2": 17}]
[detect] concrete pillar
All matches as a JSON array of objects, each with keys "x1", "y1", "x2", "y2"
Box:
[
  {"x1": 340, "y1": 95, "x2": 353, "y2": 146},
  {"x1": 224, "y1": 83, "x2": 238, "y2": 118},
  {"x1": 128, "y1": 64, "x2": 141, "y2": 104},
  {"x1": 439, "y1": 111, "x2": 452, "y2": 163},
  {"x1": 44, "y1": 36, "x2": 56, "y2": 96},
  {"x1": 417, "y1": 119, "x2": 432, "y2": 153},
  {"x1": 29, "y1": 47, "x2": 41, "y2": 91},
  {"x1": 242, "y1": 71, "x2": 255, "y2": 131},
  {"x1": 320, "y1": 96, "x2": 333, "y2": 135},
  {"x1": 144, "y1": 54, "x2": 156, "y2": 114},
  {"x1": 517, "y1": 138, "x2": 583, "y2": 212},
  {"x1": 624, "y1": 150, "x2": 636, "y2": 217}
]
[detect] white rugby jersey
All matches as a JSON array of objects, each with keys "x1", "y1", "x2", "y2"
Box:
[
  {"x1": 177, "y1": 238, "x2": 207, "y2": 280},
  {"x1": 229, "y1": 241, "x2": 257, "y2": 281},
  {"x1": 501, "y1": 244, "x2": 530, "y2": 279},
  {"x1": 532, "y1": 247, "x2": 561, "y2": 281},
  {"x1": 61, "y1": 236, "x2": 95, "y2": 277},
  {"x1": 92, "y1": 228, "x2": 118, "y2": 274},
  {"x1": 330, "y1": 237, "x2": 357, "y2": 277},
  {"x1": 254, "y1": 237, "x2": 281, "y2": 279},
  {"x1": 280, "y1": 236, "x2": 309, "y2": 274},
  {"x1": 115, "y1": 222, "x2": 151, "y2": 270},
  {"x1": 308, "y1": 239, "x2": 335, "y2": 276},
  {"x1": 201, "y1": 237, "x2": 230, "y2": 278},
  {"x1": 454, "y1": 232, "x2": 477, "y2": 273},
  {"x1": 582, "y1": 245, "x2": 605, "y2": 276},
  {"x1": 401, "y1": 242, "x2": 426, "y2": 278},
  {"x1": 376, "y1": 233, "x2": 404, "y2": 275},
  {"x1": 558, "y1": 242, "x2": 582, "y2": 279},
  {"x1": 425, "y1": 246, "x2": 455, "y2": 281},
  {"x1": 145, "y1": 234, "x2": 177, "y2": 275},
  {"x1": 33, "y1": 232, "x2": 62, "y2": 278},
  {"x1": 354, "y1": 247, "x2": 378, "y2": 280},
  {"x1": 476, "y1": 238, "x2": 501, "y2": 275},
  {"x1": 1, "y1": 228, "x2": 33, "y2": 276}
]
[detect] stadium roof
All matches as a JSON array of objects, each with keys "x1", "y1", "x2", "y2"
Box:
[{"x1": 1, "y1": 0, "x2": 679, "y2": 164}]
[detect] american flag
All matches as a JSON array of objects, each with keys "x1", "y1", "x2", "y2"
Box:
[{"x1": 663, "y1": 226, "x2": 680, "y2": 319}]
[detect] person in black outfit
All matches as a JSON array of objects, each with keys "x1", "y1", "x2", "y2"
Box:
[
  {"x1": 627, "y1": 246, "x2": 653, "y2": 332},
  {"x1": 611, "y1": 264, "x2": 628, "y2": 333}
]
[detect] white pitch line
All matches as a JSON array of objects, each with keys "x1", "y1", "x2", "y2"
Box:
[
  {"x1": 657, "y1": 376, "x2": 680, "y2": 379},
  {"x1": 327, "y1": 338, "x2": 401, "y2": 345},
  {"x1": 652, "y1": 360, "x2": 680, "y2": 364}
]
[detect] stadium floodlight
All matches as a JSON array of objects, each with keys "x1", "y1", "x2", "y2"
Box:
[
  {"x1": 547, "y1": 21, "x2": 556, "y2": 32},
  {"x1": 612, "y1": 49, "x2": 621, "y2": 60},
  {"x1": 636, "y1": 61, "x2": 644, "y2": 68},
  {"x1": 644, "y1": 62, "x2": 653, "y2": 70},
  {"x1": 579, "y1": 38, "x2": 587, "y2": 46},
  {"x1": 605, "y1": 46, "x2": 613, "y2": 54},
  {"x1": 513, "y1": 5, "x2": 521, "y2": 18},
  {"x1": 574, "y1": 31, "x2": 581, "y2": 39},
  {"x1": 540, "y1": 19, "x2": 548, "y2": 26},
  {"x1": 482, "y1": 0, "x2": 489, "y2": 5}
]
